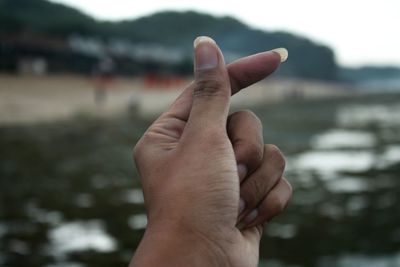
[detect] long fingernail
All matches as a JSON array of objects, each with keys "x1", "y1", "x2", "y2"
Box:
[
  {"x1": 237, "y1": 164, "x2": 248, "y2": 180},
  {"x1": 239, "y1": 198, "x2": 246, "y2": 214},
  {"x1": 194, "y1": 36, "x2": 218, "y2": 70},
  {"x1": 270, "y1": 48, "x2": 288, "y2": 62}
]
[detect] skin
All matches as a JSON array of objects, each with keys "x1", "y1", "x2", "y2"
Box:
[{"x1": 131, "y1": 37, "x2": 292, "y2": 267}]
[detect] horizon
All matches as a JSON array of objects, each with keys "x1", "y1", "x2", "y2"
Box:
[{"x1": 48, "y1": 0, "x2": 400, "y2": 68}]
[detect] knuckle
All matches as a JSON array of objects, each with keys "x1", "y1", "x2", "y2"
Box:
[
  {"x1": 242, "y1": 141, "x2": 263, "y2": 164},
  {"x1": 263, "y1": 179, "x2": 292, "y2": 218},
  {"x1": 265, "y1": 144, "x2": 286, "y2": 171},
  {"x1": 269, "y1": 193, "x2": 286, "y2": 215},
  {"x1": 235, "y1": 109, "x2": 252, "y2": 117},
  {"x1": 283, "y1": 178, "x2": 294, "y2": 200},
  {"x1": 242, "y1": 109, "x2": 262, "y2": 125},
  {"x1": 233, "y1": 109, "x2": 262, "y2": 127},
  {"x1": 252, "y1": 114, "x2": 262, "y2": 129},
  {"x1": 193, "y1": 79, "x2": 228, "y2": 99},
  {"x1": 242, "y1": 178, "x2": 264, "y2": 207},
  {"x1": 234, "y1": 139, "x2": 258, "y2": 157}
]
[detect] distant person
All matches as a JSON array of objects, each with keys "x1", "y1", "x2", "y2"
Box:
[
  {"x1": 130, "y1": 36, "x2": 292, "y2": 267},
  {"x1": 92, "y1": 55, "x2": 115, "y2": 105}
]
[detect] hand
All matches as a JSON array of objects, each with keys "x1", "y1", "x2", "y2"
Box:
[{"x1": 131, "y1": 37, "x2": 292, "y2": 267}]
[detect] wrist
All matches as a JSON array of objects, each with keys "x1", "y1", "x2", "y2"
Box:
[{"x1": 130, "y1": 221, "x2": 230, "y2": 267}]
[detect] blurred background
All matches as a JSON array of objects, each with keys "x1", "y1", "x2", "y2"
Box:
[{"x1": 1, "y1": 0, "x2": 400, "y2": 266}]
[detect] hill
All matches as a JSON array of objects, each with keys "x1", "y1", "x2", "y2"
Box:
[{"x1": 1, "y1": 0, "x2": 337, "y2": 80}]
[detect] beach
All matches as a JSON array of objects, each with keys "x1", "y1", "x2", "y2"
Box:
[{"x1": 0, "y1": 74, "x2": 352, "y2": 125}]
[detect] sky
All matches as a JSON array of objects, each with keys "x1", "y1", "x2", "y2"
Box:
[{"x1": 50, "y1": 0, "x2": 400, "y2": 67}]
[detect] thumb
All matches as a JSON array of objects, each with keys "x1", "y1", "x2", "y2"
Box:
[{"x1": 185, "y1": 36, "x2": 231, "y2": 134}]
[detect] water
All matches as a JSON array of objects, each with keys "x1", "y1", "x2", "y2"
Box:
[{"x1": 1, "y1": 93, "x2": 400, "y2": 267}]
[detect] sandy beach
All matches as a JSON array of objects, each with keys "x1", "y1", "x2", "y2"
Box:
[{"x1": 0, "y1": 74, "x2": 352, "y2": 125}]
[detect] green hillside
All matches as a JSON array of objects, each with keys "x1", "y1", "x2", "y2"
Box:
[{"x1": 0, "y1": 0, "x2": 337, "y2": 80}]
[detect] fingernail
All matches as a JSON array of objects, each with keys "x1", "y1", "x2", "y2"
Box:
[
  {"x1": 239, "y1": 198, "x2": 246, "y2": 214},
  {"x1": 193, "y1": 36, "x2": 218, "y2": 70},
  {"x1": 270, "y1": 48, "x2": 288, "y2": 62},
  {"x1": 236, "y1": 209, "x2": 258, "y2": 230},
  {"x1": 243, "y1": 209, "x2": 258, "y2": 224},
  {"x1": 237, "y1": 164, "x2": 248, "y2": 180},
  {"x1": 194, "y1": 36, "x2": 216, "y2": 48}
]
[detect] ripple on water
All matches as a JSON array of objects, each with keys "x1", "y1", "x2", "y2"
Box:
[
  {"x1": 291, "y1": 150, "x2": 374, "y2": 176},
  {"x1": 311, "y1": 129, "x2": 376, "y2": 149},
  {"x1": 122, "y1": 189, "x2": 144, "y2": 204},
  {"x1": 128, "y1": 214, "x2": 147, "y2": 230},
  {"x1": 318, "y1": 253, "x2": 400, "y2": 267},
  {"x1": 319, "y1": 202, "x2": 345, "y2": 219},
  {"x1": 48, "y1": 220, "x2": 117, "y2": 256},
  {"x1": 266, "y1": 223, "x2": 297, "y2": 239},
  {"x1": 337, "y1": 103, "x2": 400, "y2": 128},
  {"x1": 378, "y1": 145, "x2": 400, "y2": 167},
  {"x1": 325, "y1": 177, "x2": 369, "y2": 193},
  {"x1": 9, "y1": 239, "x2": 30, "y2": 255},
  {"x1": 346, "y1": 196, "x2": 368, "y2": 214},
  {"x1": 25, "y1": 202, "x2": 63, "y2": 226},
  {"x1": 74, "y1": 193, "x2": 94, "y2": 208}
]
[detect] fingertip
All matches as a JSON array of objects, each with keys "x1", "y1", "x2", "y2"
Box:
[
  {"x1": 193, "y1": 36, "x2": 216, "y2": 48},
  {"x1": 194, "y1": 36, "x2": 219, "y2": 71},
  {"x1": 228, "y1": 50, "x2": 282, "y2": 94},
  {"x1": 270, "y1": 48, "x2": 289, "y2": 63}
]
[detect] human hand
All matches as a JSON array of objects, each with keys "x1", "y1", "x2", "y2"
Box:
[{"x1": 131, "y1": 37, "x2": 292, "y2": 267}]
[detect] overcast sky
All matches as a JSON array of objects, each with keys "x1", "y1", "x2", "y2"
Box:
[{"x1": 50, "y1": 0, "x2": 400, "y2": 67}]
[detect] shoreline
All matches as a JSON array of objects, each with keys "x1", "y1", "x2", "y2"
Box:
[{"x1": 0, "y1": 74, "x2": 355, "y2": 126}]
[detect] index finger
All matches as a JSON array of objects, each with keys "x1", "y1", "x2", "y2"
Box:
[
  {"x1": 157, "y1": 48, "x2": 286, "y2": 122},
  {"x1": 229, "y1": 49, "x2": 285, "y2": 94}
]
